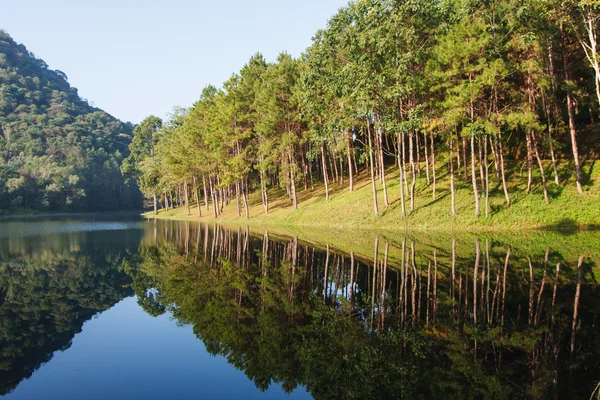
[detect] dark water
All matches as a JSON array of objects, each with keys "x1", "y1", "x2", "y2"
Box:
[{"x1": 0, "y1": 216, "x2": 599, "y2": 399}]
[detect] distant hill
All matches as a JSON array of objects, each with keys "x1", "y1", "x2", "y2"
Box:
[{"x1": 0, "y1": 30, "x2": 141, "y2": 212}]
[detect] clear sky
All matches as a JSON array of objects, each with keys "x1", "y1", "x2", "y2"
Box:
[{"x1": 1, "y1": 0, "x2": 348, "y2": 124}]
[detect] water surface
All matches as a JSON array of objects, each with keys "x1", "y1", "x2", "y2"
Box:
[{"x1": 1, "y1": 216, "x2": 599, "y2": 399}]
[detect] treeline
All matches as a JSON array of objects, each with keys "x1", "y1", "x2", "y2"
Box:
[
  {"x1": 125, "y1": 0, "x2": 599, "y2": 218},
  {"x1": 0, "y1": 31, "x2": 142, "y2": 213}
]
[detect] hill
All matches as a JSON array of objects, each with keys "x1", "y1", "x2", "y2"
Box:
[{"x1": 0, "y1": 30, "x2": 141, "y2": 213}]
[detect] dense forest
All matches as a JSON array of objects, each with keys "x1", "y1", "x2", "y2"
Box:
[
  {"x1": 125, "y1": 0, "x2": 599, "y2": 220},
  {"x1": 0, "y1": 30, "x2": 142, "y2": 213}
]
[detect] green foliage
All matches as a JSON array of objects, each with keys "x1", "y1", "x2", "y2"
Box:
[{"x1": 0, "y1": 30, "x2": 142, "y2": 212}]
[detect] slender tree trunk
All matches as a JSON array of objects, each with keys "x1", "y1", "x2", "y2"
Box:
[
  {"x1": 193, "y1": 175, "x2": 201, "y2": 217},
  {"x1": 242, "y1": 177, "x2": 249, "y2": 219},
  {"x1": 347, "y1": 132, "x2": 354, "y2": 192},
  {"x1": 498, "y1": 131, "x2": 511, "y2": 206},
  {"x1": 571, "y1": 256, "x2": 584, "y2": 354},
  {"x1": 409, "y1": 132, "x2": 416, "y2": 212},
  {"x1": 489, "y1": 136, "x2": 501, "y2": 184},
  {"x1": 471, "y1": 135, "x2": 480, "y2": 217},
  {"x1": 396, "y1": 133, "x2": 406, "y2": 219},
  {"x1": 184, "y1": 181, "x2": 190, "y2": 215},
  {"x1": 379, "y1": 130, "x2": 389, "y2": 207},
  {"x1": 450, "y1": 138, "x2": 456, "y2": 216},
  {"x1": 532, "y1": 133, "x2": 550, "y2": 204},
  {"x1": 202, "y1": 176, "x2": 209, "y2": 211},
  {"x1": 366, "y1": 122, "x2": 379, "y2": 217},
  {"x1": 321, "y1": 143, "x2": 329, "y2": 201},
  {"x1": 462, "y1": 137, "x2": 468, "y2": 181},
  {"x1": 484, "y1": 137, "x2": 489, "y2": 217},
  {"x1": 431, "y1": 133, "x2": 436, "y2": 200},
  {"x1": 581, "y1": 7, "x2": 600, "y2": 109},
  {"x1": 545, "y1": 44, "x2": 561, "y2": 186},
  {"x1": 563, "y1": 27, "x2": 584, "y2": 195},
  {"x1": 401, "y1": 132, "x2": 409, "y2": 197},
  {"x1": 526, "y1": 131, "x2": 534, "y2": 194},
  {"x1": 153, "y1": 193, "x2": 157, "y2": 216},
  {"x1": 235, "y1": 180, "x2": 241, "y2": 217},
  {"x1": 424, "y1": 133, "x2": 430, "y2": 185},
  {"x1": 289, "y1": 150, "x2": 297, "y2": 210}
]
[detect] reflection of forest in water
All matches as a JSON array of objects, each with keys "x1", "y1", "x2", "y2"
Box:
[
  {"x1": 1, "y1": 220, "x2": 599, "y2": 399},
  {"x1": 0, "y1": 228, "x2": 140, "y2": 395},
  {"x1": 131, "y1": 222, "x2": 600, "y2": 400}
]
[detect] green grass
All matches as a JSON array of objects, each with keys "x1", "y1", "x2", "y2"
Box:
[{"x1": 146, "y1": 158, "x2": 600, "y2": 232}]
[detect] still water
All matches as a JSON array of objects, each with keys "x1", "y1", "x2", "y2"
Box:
[{"x1": 0, "y1": 215, "x2": 599, "y2": 399}]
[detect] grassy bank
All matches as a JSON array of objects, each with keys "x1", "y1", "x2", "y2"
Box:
[{"x1": 144, "y1": 159, "x2": 600, "y2": 232}]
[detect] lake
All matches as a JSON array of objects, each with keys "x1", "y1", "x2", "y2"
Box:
[{"x1": 0, "y1": 215, "x2": 599, "y2": 399}]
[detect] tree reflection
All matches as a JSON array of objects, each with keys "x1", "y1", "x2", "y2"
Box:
[{"x1": 129, "y1": 222, "x2": 600, "y2": 399}]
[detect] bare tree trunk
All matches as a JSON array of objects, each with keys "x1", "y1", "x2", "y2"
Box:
[
  {"x1": 571, "y1": 255, "x2": 584, "y2": 354},
  {"x1": 581, "y1": 6, "x2": 600, "y2": 108},
  {"x1": 532, "y1": 133, "x2": 550, "y2": 204},
  {"x1": 424, "y1": 133, "x2": 430, "y2": 185},
  {"x1": 563, "y1": 27, "x2": 584, "y2": 195},
  {"x1": 235, "y1": 180, "x2": 241, "y2": 217},
  {"x1": 396, "y1": 133, "x2": 406, "y2": 218},
  {"x1": 321, "y1": 143, "x2": 329, "y2": 201},
  {"x1": 498, "y1": 131, "x2": 511, "y2": 206},
  {"x1": 471, "y1": 135, "x2": 480, "y2": 217},
  {"x1": 366, "y1": 121, "x2": 379, "y2": 217},
  {"x1": 526, "y1": 131, "x2": 534, "y2": 194},
  {"x1": 401, "y1": 132, "x2": 409, "y2": 197},
  {"x1": 347, "y1": 132, "x2": 354, "y2": 192},
  {"x1": 450, "y1": 138, "x2": 456, "y2": 216},
  {"x1": 462, "y1": 137, "x2": 468, "y2": 181},
  {"x1": 431, "y1": 133, "x2": 436, "y2": 200},
  {"x1": 378, "y1": 126, "x2": 389, "y2": 207},
  {"x1": 484, "y1": 138, "x2": 489, "y2": 217},
  {"x1": 193, "y1": 175, "x2": 201, "y2": 217},
  {"x1": 241, "y1": 177, "x2": 249, "y2": 219},
  {"x1": 202, "y1": 176, "x2": 209, "y2": 211},
  {"x1": 409, "y1": 132, "x2": 416, "y2": 212},
  {"x1": 153, "y1": 193, "x2": 157, "y2": 216},
  {"x1": 289, "y1": 150, "x2": 297, "y2": 210}
]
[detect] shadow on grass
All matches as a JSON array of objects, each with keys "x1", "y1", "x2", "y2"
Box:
[{"x1": 540, "y1": 218, "x2": 600, "y2": 234}]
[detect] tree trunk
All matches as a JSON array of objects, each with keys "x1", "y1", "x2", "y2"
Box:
[
  {"x1": 471, "y1": 135, "x2": 480, "y2": 217},
  {"x1": 498, "y1": 131, "x2": 511, "y2": 206},
  {"x1": 378, "y1": 126, "x2": 389, "y2": 207},
  {"x1": 450, "y1": 138, "x2": 456, "y2": 216},
  {"x1": 184, "y1": 181, "x2": 190, "y2": 215},
  {"x1": 484, "y1": 137, "x2": 489, "y2": 217},
  {"x1": 153, "y1": 193, "x2": 157, "y2": 216},
  {"x1": 366, "y1": 122, "x2": 379, "y2": 217},
  {"x1": 563, "y1": 27, "x2": 584, "y2": 195},
  {"x1": 235, "y1": 180, "x2": 241, "y2": 217},
  {"x1": 396, "y1": 133, "x2": 406, "y2": 218},
  {"x1": 431, "y1": 133, "x2": 436, "y2": 200},
  {"x1": 321, "y1": 143, "x2": 329, "y2": 201},
  {"x1": 193, "y1": 175, "x2": 201, "y2": 217},
  {"x1": 347, "y1": 132, "x2": 354, "y2": 192},
  {"x1": 409, "y1": 132, "x2": 416, "y2": 212},
  {"x1": 526, "y1": 131, "x2": 534, "y2": 194},
  {"x1": 424, "y1": 133, "x2": 430, "y2": 185},
  {"x1": 241, "y1": 177, "x2": 249, "y2": 219},
  {"x1": 289, "y1": 150, "x2": 297, "y2": 210},
  {"x1": 202, "y1": 176, "x2": 209, "y2": 211},
  {"x1": 532, "y1": 133, "x2": 550, "y2": 204}
]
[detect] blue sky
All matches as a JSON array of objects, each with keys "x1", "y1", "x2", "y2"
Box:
[{"x1": 1, "y1": 0, "x2": 348, "y2": 123}]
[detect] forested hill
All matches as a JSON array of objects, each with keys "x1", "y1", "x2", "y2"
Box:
[{"x1": 0, "y1": 30, "x2": 141, "y2": 213}]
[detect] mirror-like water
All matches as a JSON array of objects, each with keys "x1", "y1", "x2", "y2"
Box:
[{"x1": 1, "y1": 216, "x2": 599, "y2": 399}]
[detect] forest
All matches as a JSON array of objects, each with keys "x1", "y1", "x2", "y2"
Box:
[
  {"x1": 124, "y1": 0, "x2": 600, "y2": 223},
  {"x1": 0, "y1": 30, "x2": 142, "y2": 213}
]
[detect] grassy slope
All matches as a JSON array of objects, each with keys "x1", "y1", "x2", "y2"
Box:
[{"x1": 146, "y1": 159, "x2": 600, "y2": 232}]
